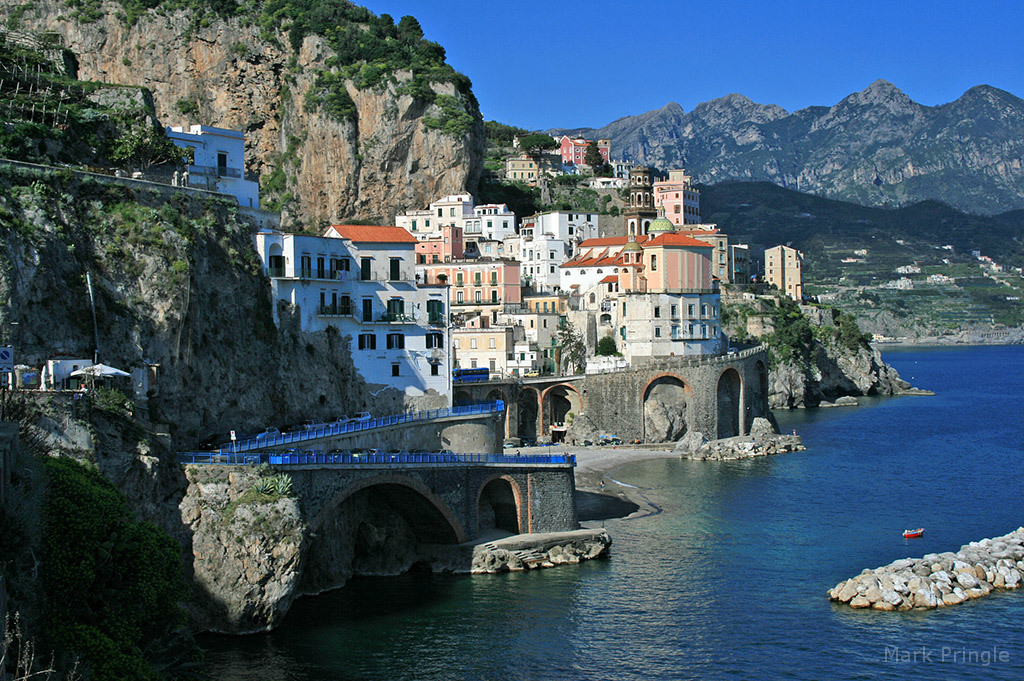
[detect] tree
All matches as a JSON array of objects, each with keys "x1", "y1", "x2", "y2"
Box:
[
  {"x1": 584, "y1": 141, "x2": 604, "y2": 168},
  {"x1": 518, "y1": 133, "x2": 557, "y2": 155},
  {"x1": 556, "y1": 321, "x2": 587, "y2": 375},
  {"x1": 595, "y1": 334, "x2": 618, "y2": 356}
]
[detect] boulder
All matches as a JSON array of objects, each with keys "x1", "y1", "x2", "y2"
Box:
[{"x1": 849, "y1": 595, "x2": 872, "y2": 608}]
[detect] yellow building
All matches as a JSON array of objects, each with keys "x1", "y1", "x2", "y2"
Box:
[
  {"x1": 505, "y1": 155, "x2": 539, "y2": 186},
  {"x1": 765, "y1": 245, "x2": 803, "y2": 301}
]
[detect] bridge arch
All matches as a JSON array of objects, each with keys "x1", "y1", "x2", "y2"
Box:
[
  {"x1": 453, "y1": 388, "x2": 474, "y2": 407},
  {"x1": 540, "y1": 383, "x2": 583, "y2": 440},
  {"x1": 641, "y1": 372, "x2": 692, "y2": 443},
  {"x1": 476, "y1": 474, "x2": 524, "y2": 535},
  {"x1": 717, "y1": 368, "x2": 743, "y2": 439},
  {"x1": 311, "y1": 473, "x2": 467, "y2": 544},
  {"x1": 752, "y1": 360, "x2": 769, "y2": 420},
  {"x1": 517, "y1": 386, "x2": 540, "y2": 441}
]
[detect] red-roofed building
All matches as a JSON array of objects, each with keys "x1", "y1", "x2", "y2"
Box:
[
  {"x1": 558, "y1": 136, "x2": 610, "y2": 166},
  {"x1": 255, "y1": 226, "x2": 450, "y2": 403}
]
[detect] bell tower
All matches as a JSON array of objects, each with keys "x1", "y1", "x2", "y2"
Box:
[{"x1": 624, "y1": 166, "x2": 657, "y2": 237}]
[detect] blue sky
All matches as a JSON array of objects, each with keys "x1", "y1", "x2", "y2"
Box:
[{"x1": 359, "y1": 0, "x2": 1024, "y2": 131}]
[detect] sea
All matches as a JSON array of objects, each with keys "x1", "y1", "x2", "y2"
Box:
[{"x1": 202, "y1": 345, "x2": 1024, "y2": 680}]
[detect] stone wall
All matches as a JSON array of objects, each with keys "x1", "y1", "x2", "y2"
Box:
[
  {"x1": 0, "y1": 422, "x2": 16, "y2": 508},
  {"x1": 529, "y1": 347, "x2": 771, "y2": 444}
]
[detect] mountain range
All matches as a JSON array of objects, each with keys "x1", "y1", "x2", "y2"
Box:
[{"x1": 551, "y1": 81, "x2": 1024, "y2": 215}]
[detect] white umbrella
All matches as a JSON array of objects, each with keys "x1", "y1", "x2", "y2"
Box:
[{"x1": 70, "y1": 363, "x2": 131, "y2": 378}]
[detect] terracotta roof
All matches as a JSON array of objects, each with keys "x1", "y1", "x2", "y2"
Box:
[
  {"x1": 643, "y1": 233, "x2": 714, "y2": 248},
  {"x1": 600, "y1": 275, "x2": 618, "y2": 283},
  {"x1": 327, "y1": 225, "x2": 418, "y2": 244},
  {"x1": 578, "y1": 235, "x2": 651, "y2": 248}
]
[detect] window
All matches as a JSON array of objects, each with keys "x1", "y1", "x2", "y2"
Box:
[
  {"x1": 550, "y1": 266, "x2": 555, "y2": 274},
  {"x1": 426, "y1": 332, "x2": 444, "y2": 349},
  {"x1": 655, "y1": 327, "x2": 662, "y2": 338},
  {"x1": 651, "y1": 254, "x2": 658, "y2": 271},
  {"x1": 490, "y1": 271, "x2": 498, "y2": 285},
  {"x1": 300, "y1": 255, "x2": 312, "y2": 278},
  {"x1": 411, "y1": 220, "x2": 417, "y2": 230},
  {"x1": 671, "y1": 305, "x2": 677, "y2": 317},
  {"x1": 688, "y1": 304, "x2": 695, "y2": 317},
  {"x1": 430, "y1": 364, "x2": 439, "y2": 376},
  {"x1": 317, "y1": 257, "x2": 326, "y2": 278},
  {"x1": 340, "y1": 295, "x2": 352, "y2": 315},
  {"x1": 654, "y1": 307, "x2": 661, "y2": 318},
  {"x1": 450, "y1": 208, "x2": 456, "y2": 217},
  {"x1": 489, "y1": 358, "x2": 496, "y2": 371},
  {"x1": 392, "y1": 363, "x2": 400, "y2": 377},
  {"x1": 456, "y1": 272, "x2": 464, "y2": 286},
  {"x1": 489, "y1": 338, "x2": 496, "y2": 349},
  {"x1": 454, "y1": 339, "x2": 461, "y2": 349},
  {"x1": 427, "y1": 299, "x2": 444, "y2": 324},
  {"x1": 390, "y1": 258, "x2": 401, "y2": 281},
  {"x1": 386, "y1": 333, "x2": 405, "y2": 349},
  {"x1": 387, "y1": 298, "x2": 405, "y2": 320},
  {"x1": 474, "y1": 272, "x2": 482, "y2": 285},
  {"x1": 470, "y1": 338, "x2": 478, "y2": 349},
  {"x1": 358, "y1": 333, "x2": 376, "y2": 350},
  {"x1": 437, "y1": 208, "x2": 443, "y2": 217},
  {"x1": 456, "y1": 291, "x2": 464, "y2": 303},
  {"x1": 542, "y1": 319, "x2": 547, "y2": 328},
  {"x1": 360, "y1": 257, "x2": 372, "y2": 281},
  {"x1": 475, "y1": 291, "x2": 482, "y2": 303},
  {"x1": 491, "y1": 290, "x2": 499, "y2": 304},
  {"x1": 338, "y1": 257, "x2": 351, "y2": 272},
  {"x1": 362, "y1": 299, "x2": 373, "y2": 322}
]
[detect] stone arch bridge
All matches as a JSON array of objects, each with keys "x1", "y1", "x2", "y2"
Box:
[{"x1": 454, "y1": 346, "x2": 770, "y2": 443}]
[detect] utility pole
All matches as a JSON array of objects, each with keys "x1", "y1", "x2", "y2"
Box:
[{"x1": 86, "y1": 271, "x2": 99, "y2": 364}]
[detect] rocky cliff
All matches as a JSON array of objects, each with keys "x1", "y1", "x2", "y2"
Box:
[
  {"x1": 552, "y1": 81, "x2": 1024, "y2": 215},
  {"x1": 723, "y1": 293, "x2": 926, "y2": 409},
  {"x1": 15, "y1": 1, "x2": 484, "y2": 225}
]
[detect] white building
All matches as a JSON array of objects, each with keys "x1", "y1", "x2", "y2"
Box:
[
  {"x1": 166, "y1": 125, "x2": 260, "y2": 208},
  {"x1": 255, "y1": 225, "x2": 450, "y2": 402},
  {"x1": 395, "y1": 194, "x2": 516, "y2": 243},
  {"x1": 514, "y1": 211, "x2": 598, "y2": 292}
]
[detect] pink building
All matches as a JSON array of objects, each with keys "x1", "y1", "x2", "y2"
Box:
[
  {"x1": 558, "y1": 136, "x2": 610, "y2": 166},
  {"x1": 417, "y1": 259, "x2": 522, "y2": 322},
  {"x1": 415, "y1": 225, "x2": 464, "y2": 264},
  {"x1": 653, "y1": 169, "x2": 702, "y2": 226}
]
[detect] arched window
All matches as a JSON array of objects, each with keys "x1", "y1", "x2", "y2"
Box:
[{"x1": 589, "y1": 293, "x2": 596, "y2": 304}]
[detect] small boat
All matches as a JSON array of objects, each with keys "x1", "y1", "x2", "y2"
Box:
[{"x1": 903, "y1": 528, "x2": 924, "y2": 539}]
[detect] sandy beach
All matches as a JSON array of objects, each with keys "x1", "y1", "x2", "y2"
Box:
[{"x1": 517, "y1": 444, "x2": 679, "y2": 521}]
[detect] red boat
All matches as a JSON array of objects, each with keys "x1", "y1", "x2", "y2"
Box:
[{"x1": 903, "y1": 528, "x2": 924, "y2": 538}]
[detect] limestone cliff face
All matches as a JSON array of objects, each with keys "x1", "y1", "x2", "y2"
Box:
[
  {"x1": 769, "y1": 341, "x2": 912, "y2": 409},
  {"x1": 18, "y1": 2, "x2": 484, "y2": 225}
]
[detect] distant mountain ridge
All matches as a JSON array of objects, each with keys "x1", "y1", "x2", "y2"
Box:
[{"x1": 550, "y1": 81, "x2": 1024, "y2": 215}]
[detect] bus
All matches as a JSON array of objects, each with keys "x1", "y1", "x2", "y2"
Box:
[{"x1": 452, "y1": 367, "x2": 490, "y2": 383}]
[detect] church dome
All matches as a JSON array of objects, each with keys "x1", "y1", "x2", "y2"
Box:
[
  {"x1": 648, "y1": 215, "x2": 675, "y2": 233},
  {"x1": 622, "y1": 239, "x2": 642, "y2": 253}
]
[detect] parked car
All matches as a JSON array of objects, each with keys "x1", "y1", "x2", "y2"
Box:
[
  {"x1": 524, "y1": 371, "x2": 540, "y2": 378},
  {"x1": 255, "y1": 427, "x2": 280, "y2": 439},
  {"x1": 352, "y1": 412, "x2": 372, "y2": 422}
]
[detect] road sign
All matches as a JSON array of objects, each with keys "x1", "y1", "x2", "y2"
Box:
[
  {"x1": 230, "y1": 430, "x2": 236, "y2": 441},
  {"x1": 0, "y1": 346, "x2": 11, "y2": 373}
]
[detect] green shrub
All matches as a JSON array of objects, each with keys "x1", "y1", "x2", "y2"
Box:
[{"x1": 41, "y1": 457, "x2": 194, "y2": 681}]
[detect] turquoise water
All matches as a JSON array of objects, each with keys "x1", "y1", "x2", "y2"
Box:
[{"x1": 203, "y1": 345, "x2": 1024, "y2": 680}]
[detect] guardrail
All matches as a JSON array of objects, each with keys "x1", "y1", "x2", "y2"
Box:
[
  {"x1": 216, "y1": 401, "x2": 505, "y2": 453},
  {"x1": 178, "y1": 450, "x2": 574, "y2": 466}
]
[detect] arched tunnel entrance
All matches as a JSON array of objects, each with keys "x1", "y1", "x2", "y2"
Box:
[
  {"x1": 643, "y1": 374, "x2": 689, "y2": 443},
  {"x1": 302, "y1": 479, "x2": 464, "y2": 594},
  {"x1": 477, "y1": 477, "x2": 521, "y2": 535},
  {"x1": 717, "y1": 368, "x2": 742, "y2": 439},
  {"x1": 542, "y1": 385, "x2": 582, "y2": 442}
]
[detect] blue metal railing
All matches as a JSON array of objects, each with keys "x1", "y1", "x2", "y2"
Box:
[
  {"x1": 177, "y1": 451, "x2": 575, "y2": 467},
  {"x1": 214, "y1": 401, "x2": 505, "y2": 453}
]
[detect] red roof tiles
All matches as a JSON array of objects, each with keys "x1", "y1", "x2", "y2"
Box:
[{"x1": 327, "y1": 225, "x2": 418, "y2": 244}]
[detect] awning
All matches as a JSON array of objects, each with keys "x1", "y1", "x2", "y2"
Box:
[{"x1": 70, "y1": 363, "x2": 131, "y2": 378}]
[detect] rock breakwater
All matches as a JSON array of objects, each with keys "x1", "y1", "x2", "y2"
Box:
[
  {"x1": 674, "y1": 417, "x2": 805, "y2": 461},
  {"x1": 828, "y1": 527, "x2": 1024, "y2": 610}
]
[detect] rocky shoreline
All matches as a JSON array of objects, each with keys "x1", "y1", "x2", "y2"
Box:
[
  {"x1": 828, "y1": 527, "x2": 1024, "y2": 610},
  {"x1": 674, "y1": 417, "x2": 805, "y2": 460}
]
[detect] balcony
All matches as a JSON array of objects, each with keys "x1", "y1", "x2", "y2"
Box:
[
  {"x1": 427, "y1": 314, "x2": 447, "y2": 326},
  {"x1": 317, "y1": 305, "x2": 354, "y2": 317},
  {"x1": 266, "y1": 265, "x2": 286, "y2": 278},
  {"x1": 189, "y1": 164, "x2": 243, "y2": 179},
  {"x1": 379, "y1": 312, "x2": 415, "y2": 323}
]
